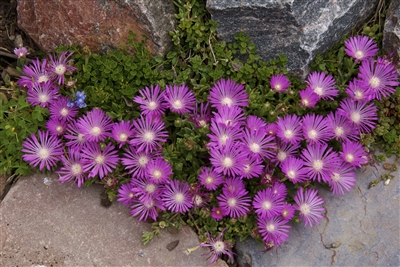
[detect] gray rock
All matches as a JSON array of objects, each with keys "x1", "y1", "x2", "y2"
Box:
[
  {"x1": 383, "y1": 0, "x2": 400, "y2": 74},
  {"x1": 235, "y1": 156, "x2": 400, "y2": 267},
  {"x1": 0, "y1": 173, "x2": 227, "y2": 267},
  {"x1": 206, "y1": 0, "x2": 379, "y2": 77}
]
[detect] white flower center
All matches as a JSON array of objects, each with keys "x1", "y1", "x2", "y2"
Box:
[
  {"x1": 38, "y1": 148, "x2": 49, "y2": 159},
  {"x1": 335, "y1": 126, "x2": 344, "y2": 137},
  {"x1": 262, "y1": 201, "x2": 272, "y2": 210},
  {"x1": 153, "y1": 170, "x2": 162, "y2": 179},
  {"x1": 91, "y1": 126, "x2": 101, "y2": 136},
  {"x1": 175, "y1": 193, "x2": 184, "y2": 203},
  {"x1": 221, "y1": 97, "x2": 233, "y2": 107},
  {"x1": 228, "y1": 197, "x2": 236, "y2": 207},
  {"x1": 249, "y1": 142, "x2": 260, "y2": 153},
  {"x1": 71, "y1": 164, "x2": 82, "y2": 175},
  {"x1": 55, "y1": 64, "x2": 66, "y2": 75},
  {"x1": 195, "y1": 195, "x2": 203, "y2": 206},
  {"x1": 345, "y1": 154, "x2": 354, "y2": 163},
  {"x1": 350, "y1": 112, "x2": 361, "y2": 123},
  {"x1": 95, "y1": 155, "x2": 105, "y2": 164},
  {"x1": 313, "y1": 159, "x2": 323, "y2": 171},
  {"x1": 308, "y1": 129, "x2": 318, "y2": 140},
  {"x1": 284, "y1": 129, "x2": 294, "y2": 139},
  {"x1": 60, "y1": 108, "x2": 69, "y2": 117},
  {"x1": 331, "y1": 172, "x2": 340, "y2": 181},
  {"x1": 302, "y1": 99, "x2": 309, "y2": 106},
  {"x1": 222, "y1": 157, "x2": 233, "y2": 168},
  {"x1": 354, "y1": 90, "x2": 363, "y2": 99},
  {"x1": 314, "y1": 86, "x2": 323, "y2": 96},
  {"x1": 355, "y1": 50, "x2": 364, "y2": 59},
  {"x1": 274, "y1": 84, "x2": 282, "y2": 91},
  {"x1": 199, "y1": 120, "x2": 207, "y2": 127},
  {"x1": 369, "y1": 77, "x2": 380, "y2": 88},
  {"x1": 300, "y1": 203, "x2": 310, "y2": 215},
  {"x1": 266, "y1": 223, "x2": 275, "y2": 232},
  {"x1": 119, "y1": 133, "x2": 128, "y2": 142},
  {"x1": 145, "y1": 184, "x2": 156, "y2": 193},
  {"x1": 287, "y1": 170, "x2": 296, "y2": 179},
  {"x1": 172, "y1": 100, "x2": 183, "y2": 109},
  {"x1": 244, "y1": 164, "x2": 250, "y2": 173},
  {"x1": 277, "y1": 151, "x2": 287, "y2": 162},
  {"x1": 38, "y1": 75, "x2": 49, "y2": 83},
  {"x1": 38, "y1": 94, "x2": 49, "y2": 103},
  {"x1": 213, "y1": 241, "x2": 225, "y2": 253},
  {"x1": 220, "y1": 134, "x2": 229, "y2": 145},
  {"x1": 56, "y1": 126, "x2": 63, "y2": 133},
  {"x1": 148, "y1": 101, "x2": 157, "y2": 110},
  {"x1": 78, "y1": 133, "x2": 85, "y2": 142},
  {"x1": 205, "y1": 176, "x2": 214, "y2": 184},
  {"x1": 138, "y1": 156, "x2": 149, "y2": 166},
  {"x1": 143, "y1": 131, "x2": 155, "y2": 142}
]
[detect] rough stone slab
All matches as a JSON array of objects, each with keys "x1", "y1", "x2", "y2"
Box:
[
  {"x1": 17, "y1": 0, "x2": 176, "y2": 56},
  {"x1": 383, "y1": 0, "x2": 400, "y2": 74},
  {"x1": 206, "y1": 0, "x2": 379, "y2": 77},
  {"x1": 235, "y1": 156, "x2": 400, "y2": 267},
  {"x1": 0, "y1": 173, "x2": 227, "y2": 267}
]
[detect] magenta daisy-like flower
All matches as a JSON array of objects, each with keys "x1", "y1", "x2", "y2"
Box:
[
  {"x1": 240, "y1": 154, "x2": 264, "y2": 179},
  {"x1": 301, "y1": 114, "x2": 330, "y2": 144},
  {"x1": 57, "y1": 148, "x2": 87, "y2": 188},
  {"x1": 340, "y1": 140, "x2": 368, "y2": 168},
  {"x1": 257, "y1": 216, "x2": 291, "y2": 246},
  {"x1": 21, "y1": 130, "x2": 63, "y2": 171},
  {"x1": 163, "y1": 84, "x2": 196, "y2": 114},
  {"x1": 46, "y1": 118, "x2": 67, "y2": 136},
  {"x1": 146, "y1": 157, "x2": 173, "y2": 184},
  {"x1": 345, "y1": 78, "x2": 373, "y2": 102},
  {"x1": 18, "y1": 58, "x2": 52, "y2": 89},
  {"x1": 281, "y1": 203, "x2": 295, "y2": 222},
  {"x1": 241, "y1": 128, "x2": 276, "y2": 160},
  {"x1": 276, "y1": 114, "x2": 303, "y2": 144},
  {"x1": 117, "y1": 183, "x2": 136, "y2": 206},
  {"x1": 77, "y1": 108, "x2": 113, "y2": 142},
  {"x1": 265, "y1": 123, "x2": 278, "y2": 136},
  {"x1": 14, "y1": 47, "x2": 29, "y2": 58},
  {"x1": 207, "y1": 121, "x2": 242, "y2": 148},
  {"x1": 163, "y1": 180, "x2": 193, "y2": 213},
  {"x1": 111, "y1": 120, "x2": 135, "y2": 148},
  {"x1": 328, "y1": 161, "x2": 356, "y2": 196},
  {"x1": 121, "y1": 147, "x2": 159, "y2": 179},
  {"x1": 47, "y1": 51, "x2": 77, "y2": 85},
  {"x1": 133, "y1": 84, "x2": 166, "y2": 118},
  {"x1": 209, "y1": 78, "x2": 248, "y2": 108},
  {"x1": 199, "y1": 229, "x2": 234, "y2": 265},
  {"x1": 130, "y1": 115, "x2": 168, "y2": 153},
  {"x1": 246, "y1": 115, "x2": 268, "y2": 132},
  {"x1": 27, "y1": 82, "x2": 59, "y2": 108},
  {"x1": 301, "y1": 143, "x2": 340, "y2": 183},
  {"x1": 198, "y1": 166, "x2": 224, "y2": 190},
  {"x1": 305, "y1": 71, "x2": 338, "y2": 100},
  {"x1": 253, "y1": 188, "x2": 285, "y2": 219},
  {"x1": 64, "y1": 121, "x2": 87, "y2": 149},
  {"x1": 81, "y1": 142, "x2": 119, "y2": 179},
  {"x1": 326, "y1": 111, "x2": 359, "y2": 142},
  {"x1": 344, "y1": 35, "x2": 379, "y2": 62},
  {"x1": 337, "y1": 97, "x2": 378, "y2": 133},
  {"x1": 190, "y1": 102, "x2": 212, "y2": 128},
  {"x1": 217, "y1": 187, "x2": 251, "y2": 218},
  {"x1": 273, "y1": 140, "x2": 300, "y2": 166},
  {"x1": 209, "y1": 140, "x2": 246, "y2": 177},
  {"x1": 49, "y1": 96, "x2": 78, "y2": 122},
  {"x1": 271, "y1": 182, "x2": 287, "y2": 200},
  {"x1": 130, "y1": 176, "x2": 164, "y2": 203},
  {"x1": 294, "y1": 187, "x2": 325, "y2": 228},
  {"x1": 281, "y1": 156, "x2": 309, "y2": 184},
  {"x1": 130, "y1": 197, "x2": 165, "y2": 222},
  {"x1": 192, "y1": 186, "x2": 209, "y2": 208},
  {"x1": 358, "y1": 57, "x2": 399, "y2": 100},
  {"x1": 299, "y1": 88, "x2": 320, "y2": 108},
  {"x1": 213, "y1": 105, "x2": 246, "y2": 128},
  {"x1": 211, "y1": 207, "x2": 224, "y2": 221},
  {"x1": 270, "y1": 74, "x2": 291, "y2": 93},
  {"x1": 223, "y1": 177, "x2": 246, "y2": 195}
]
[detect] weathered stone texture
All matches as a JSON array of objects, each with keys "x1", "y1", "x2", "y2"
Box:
[
  {"x1": 17, "y1": 0, "x2": 176, "y2": 55},
  {"x1": 206, "y1": 0, "x2": 380, "y2": 77},
  {"x1": 383, "y1": 0, "x2": 400, "y2": 74}
]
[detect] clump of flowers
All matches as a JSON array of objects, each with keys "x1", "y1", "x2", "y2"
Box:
[{"x1": 18, "y1": 34, "x2": 399, "y2": 264}]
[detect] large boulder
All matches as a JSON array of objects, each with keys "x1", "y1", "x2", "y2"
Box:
[
  {"x1": 17, "y1": 0, "x2": 176, "y2": 55},
  {"x1": 383, "y1": 0, "x2": 400, "y2": 74},
  {"x1": 206, "y1": 0, "x2": 380, "y2": 77}
]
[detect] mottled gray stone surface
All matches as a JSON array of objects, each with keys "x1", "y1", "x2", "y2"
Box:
[
  {"x1": 235, "y1": 156, "x2": 400, "y2": 267},
  {"x1": 0, "y1": 173, "x2": 227, "y2": 267},
  {"x1": 383, "y1": 0, "x2": 400, "y2": 74},
  {"x1": 206, "y1": 0, "x2": 379, "y2": 77}
]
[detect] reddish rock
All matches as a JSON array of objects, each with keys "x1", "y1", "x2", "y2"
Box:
[{"x1": 17, "y1": 0, "x2": 176, "y2": 55}]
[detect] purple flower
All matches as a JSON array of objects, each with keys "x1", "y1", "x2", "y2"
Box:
[
  {"x1": 240, "y1": 154, "x2": 264, "y2": 179},
  {"x1": 18, "y1": 58, "x2": 52, "y2": 89},
  {"x1": 192, "y1": 186, "x2": 209, "y2": 208},
  {"x1": 199, "y1": 229, "x2": 234, "y2": 265},
  {"x1": 328, "y1": 161, "x2": 356, "y2": 196},
  {"x1": 209, "y1": 78, "x2": 248, "y2": 108},
  {"x1": 77, "y1": 108, "x2": 113, "y2": 142},
  {"x1": 246, "y1": 115, "x2": 268, "y2": 132},
  {"x1": 121, "y1": 147, "x2": 159, "y2": 179},
  {"x1": 163, "y1": 84, "x2": 196, "y2": 114},
  {"x1": 223, "y1": 177, "x2": 246, "y2": 195},
  {"x1": 81, "y1": 142, "x2": 119, "y2": 179},
  {"x1": 270, "y1": 74, "x2": 291, "y2": 93},
  {"x1": 47, "y1": 51, "x2": 77, "y2": 85},
  {"x1": 253, "y1": 188, "x2": 285, "y2": 219},
  {"x1": 57, "y1": 148, "x2": 87, "y2": 188},
  {"x1": 211, "y1": 207, "x2": 224, "y2": 221},
  {"x1": 301, "y1": 143, "x2": 339, "y2": 183},
  {"x1": 273, "y1": 140, "x2": 300, "y2": 166},
  {"x1": 217, "y1": 187, "x2": 251, "y2": 218},
  {"x1": 14, "y1": 47, "x2": 29, "y2": 58},
  {"x1": 271, "y1": 182, "x2": 287, "y2": 200},
  {"x1": 301, "y1": 114, "x2": 330, "y2": 144},
  {"x1": 190, "y1": 102, "x2": 212, "y2": 128},
  {"x1": 26, "y1": 82, "x2": 59, "y2": 108},
  {"x1": 207, "y1": 121, "x2": 242, "y2": 148},
  {"x1": 326, "y1": 111, "x2": 360, "y2": 142},
  {"x1": 213, "y1": 105, "x2": 246, "y2": 128},
  {"x1": 281, "y1": 156, "x2": 309, "y2": 184},
  {"x1": 345, "y1": 78, "x2": 373, "y2": 102},
  {"x1": 64, "y1": 121, "x2": 87, "y2": 149},
  {"x1": 49, "y1": 96, "x2": 78, "y2": 122},
  {"x1": 241, "y1": 128, "x2": 276, "y2": 160},
  {"x1": 163, "y1": 180, "x2": 193, "y2": 213},
  {"x1": 306, "y1": 71, "x2": 338, "y2": 100},
  {"x1": 21, "y1": 130, "x2": 63, "y2": 171},
  {"x1": 281, "y1": 203, "x2": 295, "y2": 222},
  {"x1": 299, "y1": 88, "x2": 320, "y2": 108},
  {"x1": 294, "y1": 187, "x2": 325, "y2": 228},
  {"x1": 276, "y1": 114, "x2": 303, "y2": 144},
  {"x1": 344, "y1": 35, "x2": 379, "y2": 62},
  {"x1": 198, "y1": 166, "x2": 224, "y2": 190},
  {"x1": 117, "y1": 183, "x2": 136, "y2": 206},
  {"x1": 146, "y1": 157, "x2": 173, "y2": 184},
  {"x1": 133, "y1": 84, "x2": 166, "y2": 118},
  {"x1": 111, "y1": 120, "x2": 135, "y2": 148},
  {"x1": 337, "y1": 97, "x2": 378, "y2": 133},
  {"x1": 265, "y1": 123, "x2": 278, "y2": 136},
  {"x1": 257, "y1": 216, "x2": 291, "y2": 246},
  {"x1": 340, "y1": 140, "x2": 368, "y2": 168},
  {"x1": 46, "y1": 118, "x2": 67, "y2": 136},
  {"x1": 209, "y1": 140, "x2": 246, "y2": 177},
  {"x1": 130, "y1": 115, "x2": 168, "y2": 153},
  {"x1": 358, "y1": 57, "x2": 399, "y2": 100},
  {"x1": 130, "y1": 197, "x2": 164, "y2": 222}
]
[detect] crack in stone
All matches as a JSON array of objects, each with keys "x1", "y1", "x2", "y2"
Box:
[{"x1": 317, "y1": 209, "x2": 336, "y2": 266}]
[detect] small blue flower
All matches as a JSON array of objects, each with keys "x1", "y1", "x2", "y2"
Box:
[
  {"x1": 67, "y1": 100, "x2": 75, "y2": 108},
  {"x1": 76, "y1": 91, "x2": 86, "y2": 99}
]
